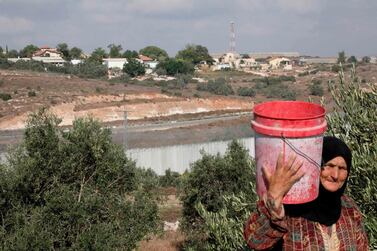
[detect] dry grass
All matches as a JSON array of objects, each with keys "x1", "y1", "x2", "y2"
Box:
[{"x1": 137, "y1": 231, "x2": 185, "y2": 251}]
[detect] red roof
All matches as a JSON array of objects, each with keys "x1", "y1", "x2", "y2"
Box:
[
  {"x1": 33, "y1": 47, "x2": 61, "y2": 57},
  {"x1": 138, "y1": 54, "x2": 153, "y2": 61}
]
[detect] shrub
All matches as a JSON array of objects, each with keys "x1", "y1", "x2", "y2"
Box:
[
  {"x1": 159, "y1": 169, "x2": 181, "y2": 187},
  {"x1": 75, "y1": 61, "x2": 107, "y2": 79},
  {"x1": 109, "y1": 74, "x2": 130, "y2": 84},
  {"x1": 237, "y1": 87, "x2": 256, "y2": 97},
  {"x1": 331, "y1": 64, "x2": 341, "y2": 73},
  {"x1": 0, "y1": 93, "x2": 12, "y2": 101},
  {"x1": 298, "y1": 71, "x2": 309, "y2": 77},
  {"x1": 123, "y1": 58, "x2": 145, "y2": 77},
  {"x1": 309, "y1": 82, "x2": 324, "y2": 96},
  {"x1": 156, "y1": 58, "x2": 194, "y2": 76},
  {"x1": 0, "y1": 109, "x2": 160, "y2": 249},
  {"x1": 28, "y1": 90, "x2": 37, "y2": 97},
  {"x1": 262, "y1": 83, "x2": 296, "y2": 100},
  {"x1": 327, "y1": 67, "x2": 377, "y2": 248},
  {"x1": 0, "y1": 58, "x2": 12, "y2": 69},
  {"x1": 180, "y1": 141, "x2": 255, "y2": 248},
  {"x1": 196, "y1": 78, "x2": 234, "y2": 96}
]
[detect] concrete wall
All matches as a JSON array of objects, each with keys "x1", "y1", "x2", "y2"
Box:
[{"x1": 127, "y1": 137, "x2": 255, "y2": 175}]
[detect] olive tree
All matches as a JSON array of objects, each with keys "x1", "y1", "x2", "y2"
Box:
[{"x1": 0, "y1": 109, "x2": 160, "y2": 250}]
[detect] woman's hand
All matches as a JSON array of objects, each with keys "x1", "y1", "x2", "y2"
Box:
[{"x1": 262, "y1": 152, "x2": 304, "y2": 210}]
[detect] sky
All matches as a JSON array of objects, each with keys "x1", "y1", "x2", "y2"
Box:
[{"x1": 0, "y1": 0, "x2": 376, "y2": 57}]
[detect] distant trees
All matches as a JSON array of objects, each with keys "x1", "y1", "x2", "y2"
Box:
[
  {"x1": 123, "y1": 58, "x2": 145, "y2": 77},
  {"x1": 347, "y1": 55, "x2": 357, "y2": 64},
  {"x1": 19, "y1": 44, "x2": 39, "y2": 58},
  {"x1": 139, "y1": 46, "x2": 168, "y2": 61},
  {"x1": 88, "y1": 47, "x2": 108, "y2": 63},
  {"x1": 123, "y1": 50, "x2": 139, "y2": 59},
  {"x1": 70, "y1": 47, "x2": 83, "y2": 59},
  {"x1": 362, "y1": 56, "x2": 371, "y2": 63},
  {"x1": 57, "y1": 43, "x2": 71, "y2": 60},
  {"x1": 6, "y1": 49, "x2": 19, "y2": 58},
  {"x1": 176, "y1": 44, "x2": 213, "y2": 65},
  {"x1": 337, "y1": 51, "x2": 346, "y2": 64},
  {"x1": 156, "y1": 58, "x2": 194, "y2": 76},
  {"x1": 108, "y1": 44, "x2": 123, "y2": 58}
]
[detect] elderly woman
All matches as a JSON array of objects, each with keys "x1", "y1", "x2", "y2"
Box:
[{"x1": 244, "y1": 136, "x2": 369, "y2": 250}]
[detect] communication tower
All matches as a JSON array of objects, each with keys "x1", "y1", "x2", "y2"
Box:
[{"x1": 229, "y1": 21, "x2": 236, "y2": 53}]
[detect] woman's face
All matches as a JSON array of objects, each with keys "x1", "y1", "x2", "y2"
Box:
[{"x1": 320, "y1": 156, "x2": 348, "y2": 192}]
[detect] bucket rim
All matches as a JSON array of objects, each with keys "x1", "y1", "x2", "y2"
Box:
[{"x1": 253, "y1": 100, "x2": 326, "y2": 120}]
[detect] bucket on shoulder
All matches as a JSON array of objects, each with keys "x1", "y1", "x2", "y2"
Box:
[{"x1": 252, "y1": 101, "x2": 327, "y2": 204}]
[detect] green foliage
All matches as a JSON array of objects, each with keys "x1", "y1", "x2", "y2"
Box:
[
  {"x1": 108, "y1": 44, "x2": 123, "y2": 58},
  {"x1": 123, "y1": 58, "x2": 145, "y2": 77},
  {"x1": 0, "y1": 109, "x2": 160, "y2": 250},
  {"x1": 180, "y1": 141, "x2": 256, "y2": 249},
  {"x1": 75, "y1": 61, "x2": 107, "y2": 78},
  {"x1": 337, "y1": 51, "x2": 346, "y2": 64},
  {"x1": 237, "y1": 87, "x2": 256, "y2": 97},
  {"x1": 0, "y1": 92, "x2": 12, "y2": 101},
  {"x1": 332, "y1": 64, "x2": 341, "y2": 73},
  {"x1": 6, "y1": 49, "x2": 19, "y2": 58},
  {"x1": 326, "y1": 67, "x2": 377, "y2": 249},
  {"x1": 19, "y1": 44, "x2": 39, "y2": 58},
  {"x1": 108, "y1": 73, "x2": 130, "y2": 84},
  {"x1": 197, "y1": 78, "x2": 234, "y2": 96},
  {"x1": 70, "y1": 47, "x2": 83, "y2": 59},
  {"x1": 309, "y1": 80, "x2": 324, "y2": 96},
  {"x1": 347, "y1": 55, "x2": 357, "y2": 64},
  {"x1": 0, "y1": 58, "x2": 12, "y2": 69},
  {"x1": 57, "y1": 43, "x2": 71, "y2": 60},
  {"x1": 159, "y1": 169, "x2": 180, "y2": 187},
  {"x1": 123, "y1": 50, "x2": 138, "y2": 59},
  {"x1": 157, "y1": 58, "x2": 194, "y2": 76},
  {"x1": 361, "y1": 56, "x2": 371, "y2": 63},
  {"x1": 261, "y1": 83, "x2": 296, "y2": 100},
  {"x1": 196, "y1": 192, "x2": 256, "y2": 251},
  {"x1": 14, "y1": 60, "x2": 45, "y2": 72},
  {"x1": 139, "y1": 46, "x2": 168, "y2": 61},
  {"x1": 176, "y1": 44, "x2": 213, "y2": 65},
  {"x1": 88, "y1": 47, "x2": 108, "y2": 63}
]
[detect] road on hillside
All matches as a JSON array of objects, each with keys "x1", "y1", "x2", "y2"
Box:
[{"x1": 0, "y1": 112, "x2": 252, "y2": 152}]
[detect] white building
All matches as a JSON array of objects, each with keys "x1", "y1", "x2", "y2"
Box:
[
  {"x1": 102, "y1": 58, "x2": 128, "y2": 70},
  {"x1": 269, "y1": 57, "x2": 292, "y2": 70},
  {"x1": 31, "y1": 46, "x2": 66, "y2": 66}
]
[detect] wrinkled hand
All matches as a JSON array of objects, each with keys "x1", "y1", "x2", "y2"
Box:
[{"x1": 262, "y1": 152, "x2": 304, "y2": 209}]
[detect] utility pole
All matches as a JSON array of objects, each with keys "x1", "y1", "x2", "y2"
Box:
[{"x1": 123, "y1": 111, "x2": 128, "y2": 151}]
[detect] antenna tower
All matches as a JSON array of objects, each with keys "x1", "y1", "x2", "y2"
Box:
[{"x1": 229, "y1": 21, "x2": 236, "y2": 53}]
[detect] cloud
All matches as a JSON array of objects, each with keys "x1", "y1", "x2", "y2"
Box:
[
  {"x1": 0, "y1": 16, "x2": 34, "y2": 34},
  {"x1": 127, "y1": 0, "x2": 193, "y2": 14},
  {"x1": 276, "y1": 0, "x2": 321, "y2": 14}
]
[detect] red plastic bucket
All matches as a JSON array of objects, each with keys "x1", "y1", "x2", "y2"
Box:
[{"x1": 252, "y1": 101, "x2": 327, "y2": 204}]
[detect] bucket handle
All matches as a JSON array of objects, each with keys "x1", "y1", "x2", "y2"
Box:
[{"x1": 281, "y1": 133, "x2": 321, "y2": 169}]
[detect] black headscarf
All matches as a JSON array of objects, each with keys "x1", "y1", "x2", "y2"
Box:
[{"x1": 285, "y1": 136, "x2": 352, "y2": 226}]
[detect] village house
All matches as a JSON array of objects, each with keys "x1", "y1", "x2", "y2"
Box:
[
  {"x1": 102, "y1": 58, "x2": 128, "y2": 70},
  {"x1": 268, "y1": 57, "x2": 292, "y2": 70},
  {"x1": 32, "y1": 46, "x2": 65, "y2": 66}
]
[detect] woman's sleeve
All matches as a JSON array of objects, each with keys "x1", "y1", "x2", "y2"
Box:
[{"x1": 243, "y1": 195, "x2": 289, "y2": 250}]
